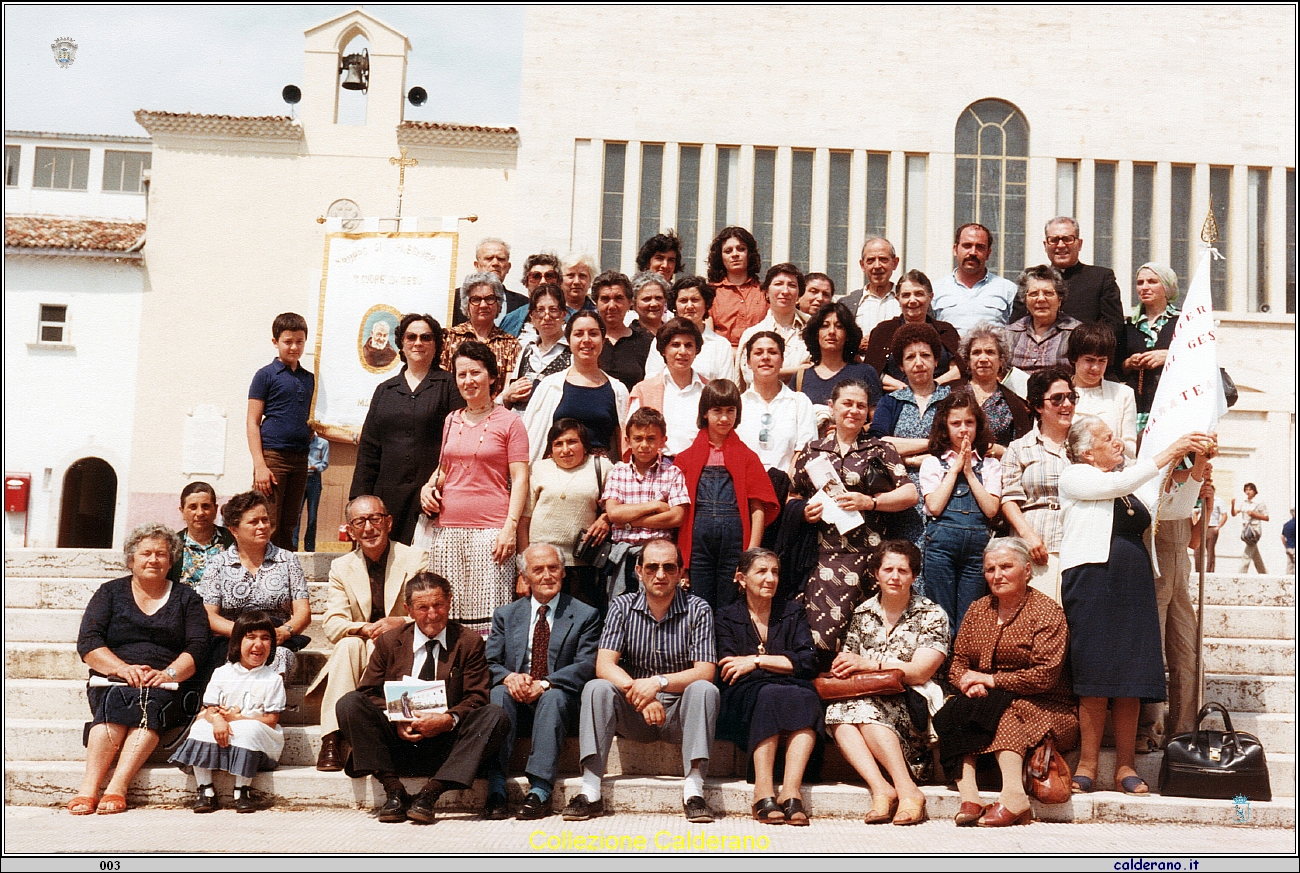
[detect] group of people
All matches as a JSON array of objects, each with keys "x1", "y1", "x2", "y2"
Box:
[{"x1": 73, "y1": 217, "x2": 1224, "y2": 828}]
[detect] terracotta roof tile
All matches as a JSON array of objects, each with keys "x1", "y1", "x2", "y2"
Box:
[
  {"x1": 5, "y1": 216, "x2": 145, "y2": 252},
  {"x1": 134, "y1": 110, "x2": 303, "y2": 140},
  {"x1": 397, "y1": 121, "x2": 519, "y2": 149}
]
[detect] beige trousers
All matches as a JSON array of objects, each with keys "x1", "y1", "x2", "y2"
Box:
[
  {"x1": 316, "y1": 636, "x2": 374, "y2": 736},
  {"x1": 1139, "y1": 518, "x2": 1199, "y2": 744}
]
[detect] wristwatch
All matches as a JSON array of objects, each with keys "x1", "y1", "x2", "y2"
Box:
[
  {"x1": 539, "y1": 679, "x2": 551, "y2": 691},
  {"x1": 164, "y1": 667, "x2": 178, "y2": 680},
  {"x1": 655, "y1": 675, "x2": 669, "y2": 690}
]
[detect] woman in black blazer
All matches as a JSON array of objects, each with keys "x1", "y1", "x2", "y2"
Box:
[
  {"x1": 715, "y1": 548, "x2": 822, "y2": 826},
  {"x1": 350, "y1": 314, "x2": 465, "y2": 544}
]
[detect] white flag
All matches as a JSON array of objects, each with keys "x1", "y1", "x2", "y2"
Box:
[{"x1": 1137, "y1": 248, "x2": 1228, "y2": 463}]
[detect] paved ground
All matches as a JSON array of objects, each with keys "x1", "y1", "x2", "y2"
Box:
[{"x1": 4, "y1": 806, "x2": 1295, "y2": 865}]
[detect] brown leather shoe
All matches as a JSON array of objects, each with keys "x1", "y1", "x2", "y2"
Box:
[
  {"x1": 316, "y1": 732, "x2": 343, "y2": 772},
  {"x1": 954, "y1": 801, "x2": 988, "y2": 827},
  {"x1": 977, "y1": 801, "x2": 1033, "y2": 827}
]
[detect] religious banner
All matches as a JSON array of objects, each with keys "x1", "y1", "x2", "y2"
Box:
[
  {"x1": 310, "y1": 227, "x2": 459, "y2": 434},
  {"x1": 1137, "y1": 247, "x2": 1228, "y2": 463}
]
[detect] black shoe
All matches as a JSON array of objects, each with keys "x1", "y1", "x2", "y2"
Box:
[
  {"x1": 233, "y1": 786, "x2": 272, "y2": 813},
  {"x1": 192, "y1": 784, "x2": 219, "y2": 814},
  {"x1": 377, "y1": 787, "x2": 410, "y2": 822},
  {"x1": 483, "y1": 793, "x2": 509, "y2": 821},
  {"x1": 561, "y1": 794, "x2": 604, "y2": 821},
  {"x1": 517, "y1": 792, "x2": 552, "y2": 820},
  {"x1": 684, "y1": 795, "x2": 713, "y2": 823},
  {"x1": 406, "y1": 789, "x2": 440, "y2": 824}
]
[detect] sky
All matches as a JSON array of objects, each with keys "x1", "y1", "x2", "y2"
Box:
[{"x1": 2, "y1": 5, "x2": 525, "y2": 137}]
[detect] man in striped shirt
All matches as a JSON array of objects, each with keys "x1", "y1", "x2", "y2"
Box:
[{"x1": 563, "y1": 538, "x2": 719, "y2": 824}]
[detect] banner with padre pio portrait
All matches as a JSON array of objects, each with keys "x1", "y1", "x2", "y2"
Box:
[{"x1": 310, "y1": 230, "x2": 459, "y2": 433}]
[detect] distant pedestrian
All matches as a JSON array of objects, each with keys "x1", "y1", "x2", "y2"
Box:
[{"x1": 1232, "y1": 483, "x2": 1269, "y2": 574}]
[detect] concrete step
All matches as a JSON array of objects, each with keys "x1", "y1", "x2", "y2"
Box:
[
  {"x1": 3, "y1": 641, "x2": 330, "y2": 685},
  {"x1": 4, "y1": 578, "x2": 333, "y2": 614},
  {"x1": 1198, "y1": 573, "x2": 1294, "y2": 607},
  {"x1": 5, "y1": 678, "x2": 319, "y2": 725},
  {"x1": 1205, "y1": 673, "x2": 1295, "y2": 713},
  {"x1": 1202, "y1": 638, "x2": 1295, "y2": 676},
  {"x1": 4, "y1": 549, "x2": 341, "y2": 583},
  {"x1": 1197, "y1": 604, "x2": 1296, "y2": 640},
  {"x1": 4, "y1": 761, "x2": 1292, "y2": 825},
  {"x1": 3, "y1": 608, "x2": 334, "y2": 649}
]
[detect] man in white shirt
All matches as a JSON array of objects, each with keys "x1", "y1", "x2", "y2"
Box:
[
  {"x1": 931, "y1": 223, "x2": 1017, "y2": 336},
  {"x1": 840, "y1": 238, "x2": 902, "y2": 337}
]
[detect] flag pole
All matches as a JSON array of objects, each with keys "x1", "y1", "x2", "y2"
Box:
[{"x1": 1193, "y1": 198, "x2": 1220, "y2": 717}]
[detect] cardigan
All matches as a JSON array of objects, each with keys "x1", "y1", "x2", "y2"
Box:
[
  {"x1": 673, "y1": 429, "x2": 780, "y2": 569},
  {"x1": 1058, "y1": 458, "x2": 1200, "y2": 574},
  {"x1": 521, "y1": 368, "x2": 630, "y2": 465}
]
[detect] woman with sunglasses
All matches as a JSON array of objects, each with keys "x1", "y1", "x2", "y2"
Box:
[
  {"x1": 350, "y1": 314, "x2": 464, "y2": 545},
  {"x1": 998, "y1": 365, "x2": 1077, "y2": 604}
]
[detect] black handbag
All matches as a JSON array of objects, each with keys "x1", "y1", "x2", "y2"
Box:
[
  {"x1": 1158, "y1": 702, "x2": 1272, "y2": 801},
  {"x1": 572, "y1": 458, "x2": 612, "y2": 567}
]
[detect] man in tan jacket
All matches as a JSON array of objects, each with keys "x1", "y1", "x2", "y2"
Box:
[{"x1": 309, "y1": 495, "x2": 426, "y2": 770}]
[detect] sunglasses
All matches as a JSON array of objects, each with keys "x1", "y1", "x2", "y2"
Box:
[
  {"x1": 404, "y1": 332, "x2": 435, "y2": 343},
  {"x1": 1045, "y1": 391, "x2": 1079, "y2": 407},
  {"x1": 759, "y1": 413, "x2": 773, "y2": 445},
  {"x1": 641, "y1": 562, "x2": 680, "y2": 576}
]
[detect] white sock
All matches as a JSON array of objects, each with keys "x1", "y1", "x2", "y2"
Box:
[
  {"x1": 193, "y1": 767, "x2": 213, "y2": 787},
  {"x1": 234, "y1": 774, "x2": 252, "y2": 788},
  {"x1": 581, "y1": 768, "x2": 603, "y2": 801},
  {"x1": 683, "y1": 765, "x2": 704, "y2": 799}
]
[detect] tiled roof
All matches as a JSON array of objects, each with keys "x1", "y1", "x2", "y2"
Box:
[
  {"x1": 397, "y1": 121, "x2": 519, "y2": 150},
  {"x1": 134, "y1": 111, "x2": 303, "y2": 140},
  {"x1": 4, "y1": 216, "x2": 145, "y2": 253}
]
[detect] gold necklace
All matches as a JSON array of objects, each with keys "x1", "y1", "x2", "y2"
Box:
[
  {"x1": 454, "y1": 408, "x2": 493, "y2": 471},
  {"x1": 555, "y1": 460, "x2": 586, "y2": 500}
]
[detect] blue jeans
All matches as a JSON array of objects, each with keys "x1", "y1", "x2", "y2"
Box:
[
  {"x1": 690, "y1": 467, "x2": 743, "y2": 611},
  {"x1": 923, "y1": 522, "x2": 989, "y2": 638},
  {"x1": 292, "y1": 471, "x2": 322, "y2": 552}
]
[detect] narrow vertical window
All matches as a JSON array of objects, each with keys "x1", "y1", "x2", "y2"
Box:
[
  {"x1": 1169, "y1": 165, "x2": 1194, "y2": 289},
  {"x1": 677, "y1": 145, "x2": 701, "y2": 269},
  {"x1": 1056, "y1": 161, "x2": 1078, "y2": 219},
  {"x1": 865, "y1": 152, "x2": 889, "y2": 240},
  {"x1": 826, "y1": 151, "x2": 852, "y2": 294},
  {"x1": 1131, "y1": 163, "x2": 1155, "y2": 305},
  {"x1": 954, "y1": 99, "x2": 1029, "y2": 276},
  {"x1": 1247, "y1": 168, "x2": 1270, "y2": 312},
  {"x1": 752, "y1": 148, "x2": 776, "y2": 264},
  {"x1": 714, "y1": 146, "x2": 739, "y2": 234},
  {"x1": 789, "y1": 149, "x2": 814, "y2": 269},
  {"x1": 600, "y1": 143, "x2": 626, "y2": 272},
  {"x1": 1209, "y1": 166, "x2": 1231, "y2": 310},
  {"x1": 903, "y1": 155, "x2": 928, "y2": 273},
  {"x1": 5, "y1": 145, "x2": 20, "y2": 187},
  {"x1": 638, "y1": 144, "x2": 664, "y2": 247},
  {"x1": 1093, "y1": 162, "x2": 1117, "y2": 271}
]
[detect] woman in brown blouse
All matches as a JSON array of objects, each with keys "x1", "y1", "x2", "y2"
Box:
[{"x1": 948, "y1": 536, "x2": 1078, "y2": 827}]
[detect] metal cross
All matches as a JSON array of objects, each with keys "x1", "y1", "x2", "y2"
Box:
[{"x1": 389, "y1": 147, "x2": 419, "y2": 222}]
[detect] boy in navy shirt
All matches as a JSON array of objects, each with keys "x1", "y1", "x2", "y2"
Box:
[{"x1": 247, "y1": 313, "x2": 315, "y2": 550}]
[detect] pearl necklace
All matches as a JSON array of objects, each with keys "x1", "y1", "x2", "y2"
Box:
[{"x1": 454, "y1": 406, "x2": 494, "y2": 471}]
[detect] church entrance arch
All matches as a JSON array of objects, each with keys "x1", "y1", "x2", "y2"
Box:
[{"x1": 57, "y1": 457, "x2": 117, "y2": 548}]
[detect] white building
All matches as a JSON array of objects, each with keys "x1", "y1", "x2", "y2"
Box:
[{"x1": 4, "y1": 132, "x2": 150, "y2": 548}]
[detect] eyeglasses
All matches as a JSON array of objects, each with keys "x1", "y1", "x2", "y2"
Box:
[
  {"x1": 528, "y1": 271, "x2": 560, "y2": 283},
  {"x1": 641, "y1": 562, "x2": 680, "y2": 576},
  {"x1": 468, "y1": 295, "x2": 498, "y2": 307},
  {"x1": 404, "y1": 332, "x2": 435, "y2": 343},
  {"x1": 532, "y1": 307, "x2": 563, "y2": 320},
  {"x1": 759, "y1": 413, "x2": 773, "y2": 446},
  {"x1": 1045, "y1": 391, "x2": 1079, "y2": 407},
  {"x1": 1046, "y1": 235, "x2": 1079, "y2": 246},
  {"x1": 347, "y1": 513, "x2": 389, "y2": 531}
]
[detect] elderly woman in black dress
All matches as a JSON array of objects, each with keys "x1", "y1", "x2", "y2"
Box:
[
  {"x1": 716, "y1": 548, "x2": 821, "y2": 826},
  {"x1": 71, "y1": 523, "x2": 210, "y2": 814},
  {"x1": 351, "y1": 313, "x2": 464, "y2": 544}
]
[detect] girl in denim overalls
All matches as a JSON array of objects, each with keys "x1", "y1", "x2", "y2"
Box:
[{"x1": 918, "y1": 392, "x2": 1003, "y2": 638}]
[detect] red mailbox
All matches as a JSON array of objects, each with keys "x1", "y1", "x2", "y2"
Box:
[{"x1": 5, "y1": 473, "x2": 31, "y2": 513}]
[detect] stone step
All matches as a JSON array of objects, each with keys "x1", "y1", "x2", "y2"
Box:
[
  {"x1": 1205, "y1": 673, "x2": 1296, "y2": 713},
  {"x1": 1198, "y1": 573, "x2": 1295, "y2": 607},
  {"x1": 7, "y1": 715, "x2": 1295, "y2": 796},
  {"x1": 3, "y1": 608, "x2": 334, "y2": 649},
  {"x1": 4, "y1": 761, "x2": 1292, "y2": 825},
  {"x1": 4, "y1": 578, "x2": 333, "y2": 614},
  {"x1": 4, "y1": 549, "x2": 341, "y2": 583},
  {"x1": 1197, "y1": 604, "x2": 1296, "y2": 640},
  {"x1": 5, "y1": 677, "x2": 320, "y2": 725},
  {"x1": 1202, "y1": 638, "x2": 1295, "y2": 676},
  {"x1": 3, "y1": 641, "x2": 330, "y2": 685}
]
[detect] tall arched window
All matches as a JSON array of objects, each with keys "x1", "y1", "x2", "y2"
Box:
[{"x1": 955, "y1": 99, "x2": 1028, "y2": 277}]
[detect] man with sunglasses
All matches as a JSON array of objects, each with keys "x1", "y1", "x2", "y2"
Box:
[
  {"x1": 1009, "y1": 217, "x2": 1125, "y2": 337},
  {"x1": 309, "y1": 495, "x2": 426, "y2": 771},
  {"x1": 563, "y1": 537, "x2": 720, "y2": 824}
]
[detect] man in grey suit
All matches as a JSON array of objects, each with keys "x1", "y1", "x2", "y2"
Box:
[{"x1": 483, "y1": 544, "x2": 601, "y2": 820}]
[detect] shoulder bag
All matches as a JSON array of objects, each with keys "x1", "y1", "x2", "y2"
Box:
[
  {"x1": 1158, "y1": 702, "x2": 1271, "y2": 801},
  {"x1": 813, "y1": 669, "x2": 905, "y2": 701}
]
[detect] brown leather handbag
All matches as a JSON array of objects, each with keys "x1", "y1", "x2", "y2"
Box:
[
  {"x1": 1022, "y1": 734, "x2": 1073, "y2": 804},
  {"x1": 813, "y1": 669, "x2": 905, "y2": 701}
]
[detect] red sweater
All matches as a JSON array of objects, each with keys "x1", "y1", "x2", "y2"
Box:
[{"x1": 673, "y1": 429, "x2": 780, "y2": 568}]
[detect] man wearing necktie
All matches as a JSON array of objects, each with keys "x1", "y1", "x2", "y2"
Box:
[
  {"x1": 483, "y1": 544, "x2": 602, "y2": 819},
  {"x1": 336, "y1": 572, "x2": 509, "y2": 823}
]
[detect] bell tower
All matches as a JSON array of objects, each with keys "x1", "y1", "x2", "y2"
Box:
[{"x1": 301, "y1": 7, "x2": 410, "y2": 134}]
